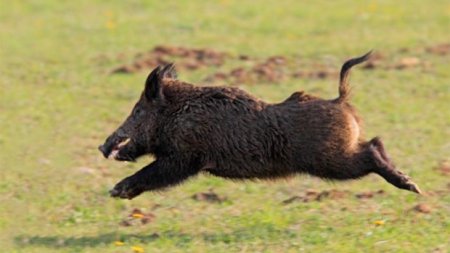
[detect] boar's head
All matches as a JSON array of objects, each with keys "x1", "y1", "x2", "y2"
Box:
[{"x1": 98, "y1": 64, "x2": 176, "y2": 161}]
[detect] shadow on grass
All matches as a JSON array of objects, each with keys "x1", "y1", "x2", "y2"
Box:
[
  {"x1": 15, "y1": 226, "x2": 297, "y2": 249},
  {"x1": 14, "y1": 233, "x2": 167, "y2": 248},
  {"x1": 15, "y1": 232, "x2": 160, "y2": 248}
]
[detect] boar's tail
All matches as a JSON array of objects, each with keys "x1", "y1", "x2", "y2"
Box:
[{"x1": 335, "y1": 51, "x2": 372, "y2": 103}]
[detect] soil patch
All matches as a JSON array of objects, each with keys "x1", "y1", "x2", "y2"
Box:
[
  {"x1": 112, "y1": 45, "x2": 228, "y2": 74},
  {"x1": 282, "y1": 189, "x2": 349, "y2": 204},
  {"x1": 355, "y1": 189, "x2": 385, "y2": 199},
  {"x1": 192, "y1": 189, "x2": 227, "y2": 203},
  {"x1": 119, "y1": 208, "x2": 156, "y2": 226},
  {"x1": 412, "y1": 203, "x2": 432, "y2": 214},
  {"x1": 435, "y1": 160, "x2": 450, "y2": 175},
  {"x1": 426, "y1": 43, "x2": 450, "y2": 56},
  {"x1": 110, "y1": 43, "x2": 449, "y2": 85}
]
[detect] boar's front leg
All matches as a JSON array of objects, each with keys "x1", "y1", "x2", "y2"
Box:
[{"x1": 110, "y1": 157, "x2": 200, "y2": 199}]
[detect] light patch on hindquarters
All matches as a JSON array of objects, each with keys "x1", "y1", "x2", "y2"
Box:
[{"x1": 347, "y1": 114, "x2": 360, "y2": 149}]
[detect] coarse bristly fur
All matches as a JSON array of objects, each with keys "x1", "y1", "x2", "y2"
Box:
[{"x1": 99, "y1": 52, "x2": 421, "y2": 199}]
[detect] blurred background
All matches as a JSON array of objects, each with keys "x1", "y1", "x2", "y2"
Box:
[{"x1": 0, "y1": 1, "x2": 449, "y2": 252}]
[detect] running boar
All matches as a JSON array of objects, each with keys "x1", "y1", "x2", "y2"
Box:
[{"x1": 99, "y1": 52, "x2": 421, "y2": 199}]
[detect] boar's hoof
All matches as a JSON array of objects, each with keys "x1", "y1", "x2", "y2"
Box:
[
  {"x1": 109, "y1": 180, "x2": 144, "y2": 199},
  {"x1": 406, "y1": 180, "x2": 422, "y2": 195}
]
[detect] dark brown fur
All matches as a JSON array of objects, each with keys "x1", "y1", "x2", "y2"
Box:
[{"x1": 99, "y1": 52, "x2": 421, "y2": 199}]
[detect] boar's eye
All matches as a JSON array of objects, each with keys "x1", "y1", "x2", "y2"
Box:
[{"x1": 133, "y1": 107, "x2": 144, "y2": 117}]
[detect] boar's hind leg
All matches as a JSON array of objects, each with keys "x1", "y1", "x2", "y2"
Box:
[
  {"x1": 110, "y1": 157, "x2": 200, "y2": 199},
  {"x1": 367, "y1": 137, "x2": 422, "y2": 194}
]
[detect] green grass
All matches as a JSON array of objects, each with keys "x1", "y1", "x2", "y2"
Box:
[{"x1": 1, "y1": 1, "x2": 449, "y2": 252}]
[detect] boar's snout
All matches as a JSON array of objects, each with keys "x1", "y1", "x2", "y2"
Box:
[
  {"x1": 98, "y1": 144, "x2": 108, "y2": 158},
  {"x1": 98, "y1": 131, "x2": 130, "y2": 159}
]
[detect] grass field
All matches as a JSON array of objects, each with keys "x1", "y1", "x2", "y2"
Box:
[{"x1": 1, "y1": 1, "x2": 449, "y2": 252}]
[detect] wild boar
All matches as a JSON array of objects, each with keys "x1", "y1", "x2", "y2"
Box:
[{"x1": 99, "y1": 52, "x2": 421, "y2": 199}]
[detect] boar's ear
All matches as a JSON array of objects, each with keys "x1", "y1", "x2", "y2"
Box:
[
  {"x1": 144, "y1": 66, "x2": 163, "y2": 100},
  {"x1": 144, "y1": 64, "x2": 177, "y2": 101},
  {"x1": 161, "y1": 63, "x2": 177, "y2": 80}
]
